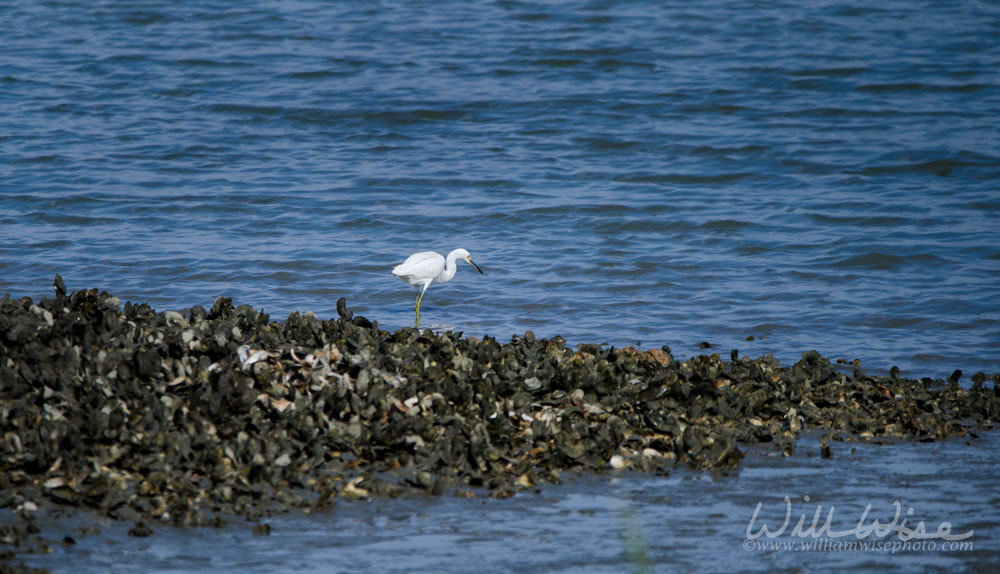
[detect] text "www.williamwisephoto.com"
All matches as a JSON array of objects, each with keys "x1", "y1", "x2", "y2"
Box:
[{"x1": 743, "y1": 496, "x2": 975, "y2": 554}]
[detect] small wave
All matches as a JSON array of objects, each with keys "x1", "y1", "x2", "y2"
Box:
[
  {"x1": 155, "y1": 88, "x2": 200, "y2": 98},
  {"x1": 679, "y1": 103, "x2": 758, "y2": 115},
  {"x1": 594, "y1": 220, "x2": 694, "y2": 233},
  {"x1": 121, "y1": 10, "x2": 173, "y2": 26},
  {"x1": 311, "y1": 108, "x2": 471, "y2": 126},
  {"x1": 340, "y1": 217, "x2": 389, "y2": 229},
  {"x1": 773, "y1": 107, "x2": 899, "y2": 118},
  {"x1": 910, "y1": 353, "x2": 956, "y2": 363},
  {"x1": 847, "y1": 315, "x2": 929, "y2": 329},
  {"x1": 856, "y1": 82, "x2": 988, "y2": 94},
  {"x1": 613, "y1": 172, "x2": 753, "y2": 185},
  {"x1": 572, "y1": 137, "x2": 643, "y2": 151},
  {"x1": 357, "y1": 177, "x2": 520, "y2": 189},
  {"x1": 176, "y1": 59, "x2": 253, "y2": 68},
  {"x1": 747, "y1": 323, "x2": 797, "y2": 333},
  {"x1": 282, "y1": 70, "x2": 351, "y2": 80},
  {"x1": 856, "y1": 159, "x2": 985, "y2": 177},
  {"x1": 159, "y1": 145, "x2": 230, "y2": 161},
  {"x1": 26, "y1": 240, "x2": 72, "y2": 249},
  {"x1": 200, "y1": 103, "x2": 283, "y2": 117},
  {"x1": 808, "y1": 213, "x2": 910, "y2": 226},
  {"x1": 968, "y1": 201, "x2": 1000, "y2": 211},
  {"x1": 786, "y1": 66, "x2": 869, "y2": 77},
  {"x1": 521, "y1": 57, "x2": 581, "y2": 68},
  {"x1": 102, "y1": 54, "x2": 150, "y2": 63},
  {"x1": 829, "y1": 252, "x2": 906, "y2": 270},
  {"x1": 27, "y1": 212, "x2": 118, "y2": 226},
  {"x1": 13, "y1": 155, "x2": 65, "y2": 164},
  {"x1": 827, "y1": 252, "x2": 947, "y2": 270},
  {"x1": 262, "y1": 271, "x2": 298, "y2": 282},
  {"x1": 595, "y1": 59, "x2": 656, "y2": 71},
  {"x1": 400, "y1": 109, "x2": 469, "y2": 121},
  {"x1": 729, "y1": 244, "x2": 775, "y2": 256},
  {"x1": 696, "y1": 219, "x2": 759, "y2": 231},
  {"x1": 518, "y1": 204, "x2": 660, "y2": 216},
  {"x1": 689, "y1": 144, "x2": 769, "y2": 156}
]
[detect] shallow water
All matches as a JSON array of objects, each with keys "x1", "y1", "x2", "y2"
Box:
[
  {"x1": 14, "y1": 431, "x2": 1000, "y2": 573},
  {"x1": 2, "y1": 1, "x2": 1000, "y2": 571}
]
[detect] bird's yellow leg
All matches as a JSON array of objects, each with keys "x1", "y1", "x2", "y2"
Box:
[{"x1": 415, "y1": 291, "x2": 424, "y2": 325}]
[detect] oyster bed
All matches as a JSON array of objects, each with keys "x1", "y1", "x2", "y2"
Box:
[{"x1": 2, "y1": 277, "x2": 998, "y2": 549}]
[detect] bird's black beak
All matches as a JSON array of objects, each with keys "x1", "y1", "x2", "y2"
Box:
[{"x1": 469, "y1": 258, "x2": 484, "y2": 275}]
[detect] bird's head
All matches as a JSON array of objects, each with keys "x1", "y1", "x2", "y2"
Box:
[{"x1": 455, "y1": 248, "x2": 484, "y2": 275}]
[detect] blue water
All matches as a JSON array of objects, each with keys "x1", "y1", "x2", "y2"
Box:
[
  {"x1": 2, "y1": 2, "x2": 999, "y2": 570},
  {"x1": 2, "y1": 1, "x2": 999, "y2": 378}
]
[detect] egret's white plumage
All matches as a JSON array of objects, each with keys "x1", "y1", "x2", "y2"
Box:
[{"x1": 392, "y1": 248, "x2": 483, "y2": 323}]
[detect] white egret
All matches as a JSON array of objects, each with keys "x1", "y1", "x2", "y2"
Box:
[{"x1": 392, "y1": 248, "x2": 484, "y2": 323}]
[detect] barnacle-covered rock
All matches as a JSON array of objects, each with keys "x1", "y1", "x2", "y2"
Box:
[{"x1": 0, "y1": 276, "x2": 997, "y2": 550}]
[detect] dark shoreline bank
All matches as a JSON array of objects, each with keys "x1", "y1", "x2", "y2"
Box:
[{"x1": 2, "y1": 277, "x2": 998, "y2": 564}]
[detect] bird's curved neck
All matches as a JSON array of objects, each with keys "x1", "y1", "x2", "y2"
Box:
[{"x1": 442, "y1": 250, "x2": 462, "y2": 281}]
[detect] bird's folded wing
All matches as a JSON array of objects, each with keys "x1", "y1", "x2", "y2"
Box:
[{"x1": 392, "y1": 252, "x2": 444, "y2": 278}]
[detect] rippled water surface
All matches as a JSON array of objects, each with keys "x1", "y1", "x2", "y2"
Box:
[
  {"x1": 2, "y1": 0, "x2": 999, "y2": 377},
  {"x1": 2, "y1": 1, "x2": 999, "y2": 570}
]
